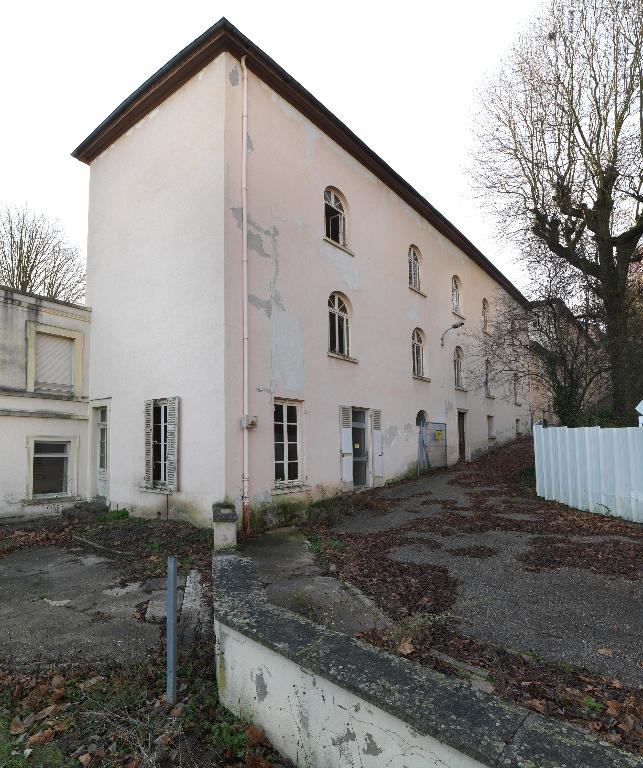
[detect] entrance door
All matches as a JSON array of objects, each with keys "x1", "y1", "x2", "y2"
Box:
[
  {"x1": 96, "y1": 407, "x2": 108, "y2": 498},
  {"x1": 457, "y1": 411, "x2": 466, "y2": 462},
  {"x1": 352, "y1": 408, "x2": 368, "y2": 487}
]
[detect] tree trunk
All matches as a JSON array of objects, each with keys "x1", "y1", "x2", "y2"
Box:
[{"x1": 602, "y1": 289, "x2": 633, "y2": 424}]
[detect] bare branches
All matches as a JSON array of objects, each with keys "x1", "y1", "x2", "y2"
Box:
[
  {"x1": 0, "y1": 205, "x2": 86, "y2": 304},
  {"x1": 465, "y1": 284, "x2": 610, "y2": 426},
  {"x1": 473, "y1": 0, "x2": 643, "y2": 421}
]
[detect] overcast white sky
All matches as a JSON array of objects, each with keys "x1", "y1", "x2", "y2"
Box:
[{"x1": 0, "y1": 0, "x2": 541, "y2": 289}]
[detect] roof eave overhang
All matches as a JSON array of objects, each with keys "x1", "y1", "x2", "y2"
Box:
[{"x1": 72, "y1": 17, "x2": 528, "y2": 306}]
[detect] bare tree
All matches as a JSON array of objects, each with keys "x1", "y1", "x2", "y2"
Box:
[
  {"x1": 0, "y1": 205, "x2": 86, "y2": 304},
  {"x1": 465, "y1": 275, "x2": 610, "y2": 427},
  {"x1": 474, "y1": 0, "x2": 643, "y2": 424}
]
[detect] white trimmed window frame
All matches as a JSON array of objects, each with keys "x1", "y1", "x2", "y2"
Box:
[
  {"x1": 26, "y1": 321, "x2": 84, "y2": 397},
  {"x1": 273, "y1": 399, "x2": 304, "y2": 487},
  {"x1": 25, "y1": 435, "x2": 79, "y2": 502},
  {"x1": 408, "y1": 246, "x2": 421, "y2": 291},
  {"x1": 412, "y1": 328, "x2": 425, "y2": 378},
  {"x1": 324, "y1": 188, "x2": 347, "y2": 247},
  {"x1": 328, "y1": 293, "x2": 351, "y2": 357},
  {"x1": 451, "y1": 276, "x2": 462, "y2": 315},
  {"x1": 454, "y1": 346, "x2": 465, "y2": 389},
  {"x1": 143, "y1": 396, "x2": 179, "y2": 493}
]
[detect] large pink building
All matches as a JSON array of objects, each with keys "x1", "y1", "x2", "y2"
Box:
[{"x1": 71, "y1": 19, "x2": 531, "y2": 528}]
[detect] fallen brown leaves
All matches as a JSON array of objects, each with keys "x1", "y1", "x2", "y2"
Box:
[
  {"x1": 307, "y1": 436, "x2": 643, "y2": 755},
  {"x1": 520, "y1": 537, "x2": 641, "y2": 580},
  {"x1": 364, "y1": 627, "x2": 643, "y2": 755},
  {"x1": 0, "y1": 524, "x2": 72, "y2": 557},
  {"x1": 0, "y1": 640, "x2": 291, "y2": 767}
]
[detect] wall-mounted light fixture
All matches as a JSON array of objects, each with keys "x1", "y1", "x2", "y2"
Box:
[{"x1": 440, "y1": 321, "x2": 464, "y2": 347}]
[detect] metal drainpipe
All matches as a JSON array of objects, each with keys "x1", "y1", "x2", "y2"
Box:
[{"x1": 241, "y1": 54, "x2": 251, "y2": 536}]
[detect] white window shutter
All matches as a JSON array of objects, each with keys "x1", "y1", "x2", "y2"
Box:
[
  {"x1": 144, "y1": 400, "x2": 153, "y2": 488},
  {"x1": 340, "y1": 406, "x2": 353, "y2": 488},
  {"x1": 372, "y1": 409, "x2": 384, "y2": 483},
  {"x1": 35, "y1": 334, "x2": 74, "y2": 391},
  {"x1": 166, "y1": 396, "x2": 179, "y2": 492}
]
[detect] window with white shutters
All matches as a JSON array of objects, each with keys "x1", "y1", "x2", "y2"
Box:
[
  {"x1": 372, "y1": 409, "x2": 384, "y2": 482},
  {"x1": 144, "y1": 396, "x2": 179, "y2": 491},
  {"x1": 339, "y1": 405, "x2": 353, "y2": 487},
  {"x1": 35, "y1": 333, "x2": 74, "y2": 392}
]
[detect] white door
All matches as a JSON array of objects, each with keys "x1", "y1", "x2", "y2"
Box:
[{"x1": 96, "y1": 407, "x2": 108, "y2": 498}]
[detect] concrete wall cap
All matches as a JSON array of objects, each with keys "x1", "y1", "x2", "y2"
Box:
[
  {"x1": 212, "y1": 553, "x2": 643, "y2": 768},
  {"x1": 212, "y1": 506, "x2": 237, "y2": 523}
]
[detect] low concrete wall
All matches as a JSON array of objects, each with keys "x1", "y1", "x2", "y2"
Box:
[{"x1": 213, "y1": 554, "x2": 641, "y2": 768}]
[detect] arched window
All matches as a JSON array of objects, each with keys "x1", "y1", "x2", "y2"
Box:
[
  {"x1": 454, "y1": 346, "x2": 464, "y2": 388},
  {"x1": 412, "y1": 328, "x2": 425, "y2": 377},
  {"x1": 485, "y1": 359, "x2": 492, "y2": 396},
  {"x1": 416, "y1": 410, "x2": 428, "y2": 427},
  {"x1": 324, "y1": 188, "x2": 346, "y2": 246},
  {"x1": 408, "y1": 246, "x2": 421, "y2": 291},
  {"x1": 328, "y1": 293, "x2": 350, "y2": 356},
  {"x1": 451, "y1": 276, "x2": 461, "y2": 314},
  {"x1": 481, "y1": 299, "x2": 489, "y2": 332}
]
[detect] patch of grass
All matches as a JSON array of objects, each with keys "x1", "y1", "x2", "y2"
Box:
[
  {"x1": 386, "y1": 612, "x2": 452, "y2": 648},
  {"x1": 0, "y1": 714, "x2": 65, "y2": 768},
  {"x1": 306, "y1": 534, "x2": 323, "y2": 554},
  {"x1": 93, "y1": 508, "x2": 129, "y2": 523},
  {"x1": 210, "y1": 710, "x2": 247, "y2": 759},
  {"x1": 328, "y1": 538, "x2": 346, "y2": 552},
  {"x1": 581, "y1": 695, "x2": 605, "y2": 713}
]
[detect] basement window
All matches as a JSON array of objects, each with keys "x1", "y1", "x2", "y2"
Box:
[
  {"x1": 274, "y1": 401, "x2": 301, "y2": 484},
  {"x1": 32, "y1": 441, "x2": 70, "y2": 496}
]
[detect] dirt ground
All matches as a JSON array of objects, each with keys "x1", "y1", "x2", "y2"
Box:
[
  {"x1": 0, "y1": 513, "x2": 289, "y2": 768},
  {"x1": 307, "y1": 436, "x2": 643, "y2": 755}
]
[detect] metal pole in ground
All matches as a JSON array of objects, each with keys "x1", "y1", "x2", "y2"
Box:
[{"x1": 166, "y1": 555, "x2": 177, "y2": 706}]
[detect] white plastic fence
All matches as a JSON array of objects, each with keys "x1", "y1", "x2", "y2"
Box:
[{"x1": 533, "y1": 425, "x2": 643, "y2": 523}]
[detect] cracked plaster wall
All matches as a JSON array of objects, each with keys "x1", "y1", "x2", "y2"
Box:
[
  {"x1": 221, "y1": 59, "x2": 531, "y2": 505},
  {"x1": 216, "y1": 621, "x2": 486, "y2": 768}
]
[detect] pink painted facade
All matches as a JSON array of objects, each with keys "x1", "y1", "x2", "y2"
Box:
[{"x1": 80, "y1": 25, "x2": 531, "y2": 527}]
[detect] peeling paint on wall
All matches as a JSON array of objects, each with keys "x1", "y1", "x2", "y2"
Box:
[
  {"x1": 248, "y1": 294, "x2": 272, "y2": 318},
  {"x1": 229, "y1": 64, "x2": 239, "y2": 86},
  {"x1": 255, "y1": 669, "x2": 268, "y2": 702},
  {"x1": 271, "y1": 308, "x2": 304, "y2": 392},
  {"x1": 363, "y1": 733, "x2": 383, "y2": 756},
  {"x1": 318, "y1": 239, "x2": 361, "y2": 291},
  {"x1": 331, "y1": 727, "x2": 356, "y2": 746}
]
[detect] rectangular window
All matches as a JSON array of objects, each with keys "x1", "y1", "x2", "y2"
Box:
[
  {"x1": 274, "y1": 401, "x2": 301, "y2": 484},
  {"x1": 35, "y1": 333, "x2": 74, "y2": 393},
  {"x1": 32, "y1": 441, "x2": 70, "y2": 496},
  {"x1": 98, "y1": 407, "x2": 107, "y2": 470},
  {"x1": 153, "y1": 402, "x2": 168, "y2": 484},
  {"x1": 144, "y1": 397, "x2": 179, "y2": 491},
  {"x1": 516, "y1": 418, "x2": 521, "y2": 435},
  {"x1": 487, "y1": 415, "x2": 495, "y2": 439}
]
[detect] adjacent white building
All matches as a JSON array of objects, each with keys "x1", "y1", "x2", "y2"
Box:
[
  {"x1": 0, "y1": 19, "x2": 531, "y2": 528},
  {"x1": 0, "y1": 288, "x2": 90, "y2": 519}
]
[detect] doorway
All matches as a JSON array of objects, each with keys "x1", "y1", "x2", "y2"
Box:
[
  {"x1": 96, "y1": 406, "x2": 108, "y2": 498},
  {"x1": 352, "y1": 408, "x2": 368, "y2": 487},
  {"x1": 457, "y1": 411, "x2": 466, "y2": 462}
]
